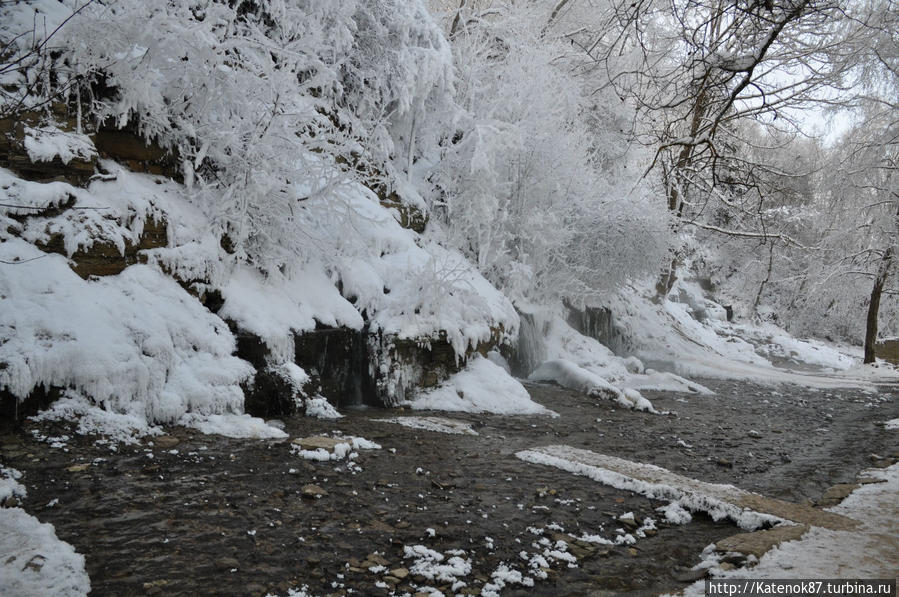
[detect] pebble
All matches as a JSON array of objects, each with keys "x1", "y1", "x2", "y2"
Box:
[{"x1": 301, "y1": 484, "x2": 328, "y2": 499}]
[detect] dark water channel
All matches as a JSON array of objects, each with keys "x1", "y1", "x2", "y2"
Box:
[{"x1": 1, "y1": 379, "x2": 897, "y2": 597}]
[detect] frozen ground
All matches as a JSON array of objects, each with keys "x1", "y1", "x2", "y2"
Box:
[{"x1": 1, "y1": 378, "x2": 896, "y2": 596}]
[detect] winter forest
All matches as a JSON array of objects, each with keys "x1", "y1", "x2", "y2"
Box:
[{"x1": 1, "y1": 0, "x2": 898, "y2": 596}]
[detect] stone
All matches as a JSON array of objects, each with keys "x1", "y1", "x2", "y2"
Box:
[
  {"x1": 292, "y1": 437, "x2": 344, "y2": 452},
  {"x1": 675, "y1": 567, "x2": 709, "y2": 582},
  {"x1": 301, "y1": 484, "x2": 328, "y2": 499},
  {"x1": 217, "y1": 557, "x2": 240, "y2": 570},
  {"x1": 389, "y1": 567, "x2": 409, "y2": 579},
  {"x1": 66, "y1": 463, "x2": 90, "y2": 472},
  {"x1": 816, "y1": 483, "x2": 859, "y2": 507},
  {"x1": 366, "y1": 553, "x2": 389, "y2": 567},
  {"x1": 153, "y1": 436, "x2": 180, "y2": 449},
  {"x1": 715, "y1": 524, "x2": 809, "y2": 559}
]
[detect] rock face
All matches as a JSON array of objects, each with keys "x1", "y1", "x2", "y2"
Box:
[
  {"x1": 92, "y1": 125, "x2": 181, "y2": 180},
  {"x1": 566, "y1": 303, "x2": 628, "y2": 355},
  {"x1": 294, "y1": 326, "x2": 376, "y2": 408},
  {"x1": 237, "y1": 323, "x2": 505, "y2": 416},
  {"x1": 37, "y1": 217, "x2": 169, "y2": 279},
  {"x1": 0, "y1": 385, "x2": 62, "y2": 431},
  {"x1": 0, "y1": 107, "x2": 97, "y2": 186},
  {"x1": 1, "y1": 105, "x2": 504, "y2": 421}
]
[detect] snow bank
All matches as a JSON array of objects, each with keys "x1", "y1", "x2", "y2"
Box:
[
  {"x1": 516, "y1": 446, "x2": 782, "y2": 531},
  {"x1": 411, "y1": 356, "x2": 554, "y2": 415},
  {"x1": 529, "y1": 359, "x2": 657, "y2": 412},
  {"x1": 0, "y1": 239, "x2": 253, "y2": 425},
  {"x1": 671, "y1": 463, "x2": 899, "y2": 595},
  {"x1": 324, "y1": 183, "x2": 518, "y2": 355},
  {"x1": 178, "y1": 414, "x2": 286, "y2": 439},
  {"x1": 31, "y1": 391, "x2": 162, "y2": 445},
  {"x1": 520, "y1": 308, "x2": 711, "y2": 396},
  {"x1": 0, "y1": 508, "x2": 90, "y2": 597},
  {"x1": 612, "y1": 280, "x2": 899, "y2": 389},
  {"x1": 219, "y1": 264, "x2": 363, "y2": 362}
]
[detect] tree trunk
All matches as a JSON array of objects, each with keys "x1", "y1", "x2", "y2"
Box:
[{"x1": 864, "y1": 246, "x2": 894, "y2": 364}]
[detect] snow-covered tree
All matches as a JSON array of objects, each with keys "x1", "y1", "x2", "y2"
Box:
[{"x1": 428, "y1": 2, "x2": 671, "y2": 307}]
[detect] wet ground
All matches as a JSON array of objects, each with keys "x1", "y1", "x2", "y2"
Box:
[{"x1": 2, "y1": 379, "x2": 898, "y2": 597}]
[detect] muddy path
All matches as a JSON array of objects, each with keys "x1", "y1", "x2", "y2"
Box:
[{"x1": 2, "y1": 379, "x2": 897, "y2": 597}]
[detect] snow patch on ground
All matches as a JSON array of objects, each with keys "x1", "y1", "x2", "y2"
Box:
[
  {"x1": 884, "y1": 418, "x2": 899, "y2": 430},
  {"x1": 179, "y1": 413, "x2": 288, "y2": 439},
  {"x1": 304, "y1": 397, "x2": 343, "y2": 420},
  {"x1": 516, "y1": 446, "x2": 781, "y2": 531},
  {"x1": 0, "y1": 507, "x2": 91, "y2": 597},
  {"x1": 291, "y1": 437, "x2": 381, "y2": 462},
  {"x1": 612, "y1": 280, "x2": 899, "y2": 389},
  {"x1": 0, "y1": 467, "x2": 27, "y2": 503},
  {"x1": 377, "y1": 416, "x2": 479, "y2": 436},
  {"x1": 410, "y1": 356, "x2": 555, "y2": 415},
  {"x1": 403, "y1": 544, "x2": 472, "y2": 584}
]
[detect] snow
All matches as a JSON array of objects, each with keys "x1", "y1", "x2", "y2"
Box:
[
  {"x1": 219, "y1": 264, "x2": 362, "y2": 362},
  {"x1": 0, "y1": 239, "x2": 253, "y2": 425},
  {"x1": 670, "y1": 463, "x2": 899, "y2": 596},
  {"x1": 31, "y1": 391, "x2": 162, "y2": 445},
  {"x1": 0, "y1": 467, "x2": 27, "y2": 503},
  {"x1": 613, "y1": 280, "x2": 899, "y2": 390},
  {"x1": 291, "y1": 437, "x2": 380, "y2": 462},
  {"x1": 403, "y1": 545, "x2": 472, "y2": 584},
  {"x1": 304, "y1": 397, "x2": 343, "y2": 420},
  {"x1": 516, "y1": 446, "x2": 783, "y2": 531},
  {"x1": 884, "y1": 418, "x2": 899, "y2": 430},
  {"x1": 528, "y1": 359, "x2": 658, "y2": 412},
  {"x1": 1, "y1": 156, "x2": 519, "y2": 434},
  {"x1": 0, "y1": 508, "x2": 91, "y2": 597},
  {"x1": 178, "y1": 414, "x2": 287, "y2": 439},
  {"x1": 410, "y1": 356, "x2": 555, "y2": 415},
  {"x1": 658, "y1": 501, "x2": 693, "y2": 524},
  {"x1": 518, "y1": 307, "x2": 712, "y2": 399},
  {"x1": 23, "y1": 126, "x2": 96, "y2": 165},
  {"x1": 377, "y1": 416, "x2": 479, "y2": 436}
]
